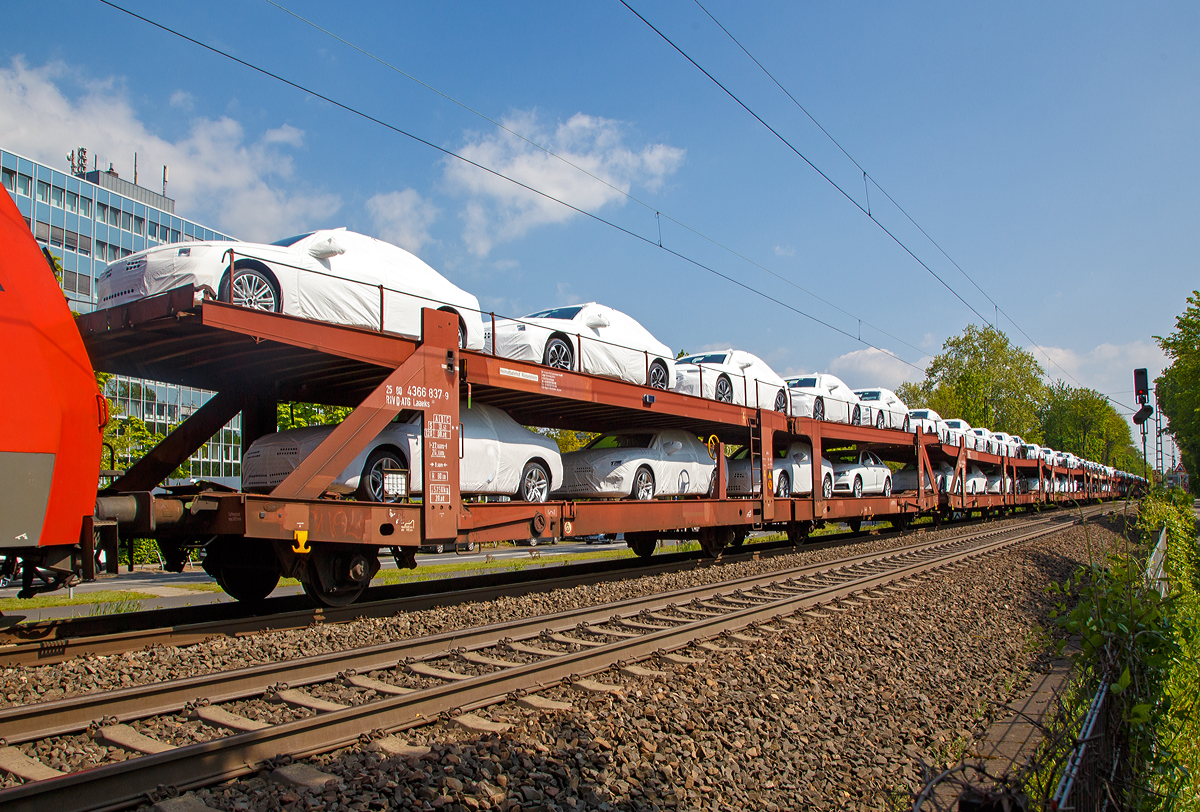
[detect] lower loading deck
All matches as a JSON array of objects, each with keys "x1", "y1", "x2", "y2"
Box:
[{"x1": 78, "y1": 287, "x2": 1127, "y2": 599}]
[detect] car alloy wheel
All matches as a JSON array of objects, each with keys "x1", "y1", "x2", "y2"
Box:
[
  {"x1": 544, "y1": 337, "x2": 574, "y2": 370},
  {"x1": 813, "y1": 398, "x2": 825, "y2": 421},
  {"x1": 357, "y1": 448, "x2": 407, "y2": 503},
  {"x1": 648, "y1": 360, "x2": 669, "y2": 390},
  {"x1": 714, "y1": 376, "x2": 734, "y2": 403},
  {"x1": 876, "y1": 412, "x2": 885, "y2": 429},
  {"x1": 516, "y1": 461, "x2": 550, "y2": 502},
  {"x1": 774, "y1": 389, "x2": 788, "y2": 412},
  {"x1": 853, "y1": 476, "x2": 863, "y2": 498},
  {"x1": 883, "y1": 477, "x2": 892, "y2": 497},
  {"x1": 903, "y1": 415, "x2": 911, "y2": 432},
  {"x1": 631, "y1": 466, "x2": 655, "y2": 500},
  {"x1": 229, "y1": 267, "x2": 279, "y2": 311},
  {"x1": 823, "y1": 474, "x2": 833, "y2": 499},
  {"x1": 852, "y1": 405, "x2": 861, "y2": 425},
  {"x1": 775, "y1": 472, "x2": 790, "y2": 498}
]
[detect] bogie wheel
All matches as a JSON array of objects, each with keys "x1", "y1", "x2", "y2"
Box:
[
  {"x1": 302, "y1": 549, "x2": 379, "y2": 607},
  {"x1": 823, "y1": 474, "x2": 833, "y2": 500},
  {"x1": 630, "y1": 466, "x2": 655, "y2": 500},
  {"x1": 714, "y1": 375, "x2": 734, "y2": 403},
  {"x1": 813, "y1": 398, "x2": 825, "y2": 421},
  {"x1": 515, "y1": 460, "x2": 551, "y2": 502},
  {"x1": 729, "y1": 529, "x2": 749, "y2": 547},
  {"x1": 883, "y1": 477, "x2": 892, "y2": 497},
  {"x1": 848, "y1": 519, "x2": 863, "y2": 533},
  {"x1": 775, "y1": 472, "x2": 791, "y2": 498},
  {"x1": 699, "y1": 527, "x2": 734, "y2": 558},
  {"x1": 543, "y1": 337, "x2": 574, "y2": 370},
  {"x1": 356, "y1": 448, "x2": 408, "y2": 503},
  {"x1": 876, "y1": 412, "x2": 885, "y2": 429},
  {"x1": 852, "y1": 405, "x2": 861, "y2": 425},
  {"x1": 787, "y1": 521, "x2": 812, "y2": 546},
  {"x1": 648, "y1": 360, "x2": 669, "y2": 390},
  {"x1": 853, "y1": 476, "x2": 863, "y2": 498},
  {"x1": 303, "y1": 577, "x2": 364, "y2": 607},
  {"x1": 221, "y1": 266, "x2": 280, "y2": 312},
  {"x1": 773, "y1": 389, "x2": 788, "y2": 412},
  {"x1": 217, "y1": 566, "x2": 280, "y2": 602},
  {"x1": 626, "y1": 532, "x2": 657, "y2": 559}
]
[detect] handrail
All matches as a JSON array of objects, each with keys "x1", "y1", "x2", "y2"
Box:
[{"x1": 1146, "y1": 525, "x2": 1169, "y2": 598}]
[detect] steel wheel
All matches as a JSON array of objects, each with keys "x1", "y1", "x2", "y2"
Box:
[
  {"x1": 714, "y1": 376, "x2": 734, "y2": 403},
  {"x1": 631, "y1": 466, "x2": 655, "y2": 500},
  {"x1": 515, "y1": 460, "x2": 550, "y2": 502},
  {"x1": 228, "y1": 268, "x2": 279, "y2": 312},
  {"x1": 775, "y1": 471, "x2": 791, "y2": 498},
  {"x1": 823, "y1": 474, "x2": 833, "y2": 499},
  {"x1": 356, "y1": 448, "x2": 407, "y2": 503},
  {"x1": 876, "y1": 412, "x2": 885, "y2": 429},
  {"x1": 217, "y1": 566, "x2": 279, "y2": 602},
  {"x1": 883, "y1": 477, "x2": 892, "y2": 497},
  {"x1": 813, "y1": 398, "x2": 825, "y2": 421},
  {"x1": 773, "y1": 389, "x2": 788, "y2": 412},
  {"x1": 848, "y1": 519, "x2": 863, "y2": 533},
  {"x1": 853, "y1": 476, "x2": 863, "y2": 498},
  {"x1": 543, "y1": 337, "x2": 573, "y2": 370},
  {"x1": 648, "y1": 360, "x2": 669, "y2": 390}
]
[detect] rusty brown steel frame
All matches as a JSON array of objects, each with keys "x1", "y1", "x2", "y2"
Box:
[{"x1": 76, "y1": 286, "x2": 1121, "y2": 555}]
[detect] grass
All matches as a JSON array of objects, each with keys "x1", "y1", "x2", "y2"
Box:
[
  {"x1": 373, "y1": 546, "x2": 638, "y2": 584},
  {"x1": 0, "y1": 590, "x2": 158, "y2": 611}
]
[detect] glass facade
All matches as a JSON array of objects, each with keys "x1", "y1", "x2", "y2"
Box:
[{"x1": 2, "y1": 147, "x2": 244, "y2": 487}]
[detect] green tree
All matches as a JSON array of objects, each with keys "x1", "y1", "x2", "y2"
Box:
[
  {"x1": 536, "y1": 428, "x2": 598, "y2": 454},
  {"x1": 1156, "y1": 290, "x2": 1200, "y2": 492},
  {"x1": 898, "y1": 324, "x2": 1047, "y2": 439},
  {"x1": 1040, "y1": 381, "x2": 1139, "y2": 466},
  {"x1": 276, "y1": 402, "x2": 354, "y2": 431}
]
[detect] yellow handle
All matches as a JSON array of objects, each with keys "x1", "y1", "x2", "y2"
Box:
[
  {"x1": 706, "y1": 435, "x2": 720, "y2": 461},
  {"x1": 292, "y1": 530, "x2": 311, "y2": 554}
]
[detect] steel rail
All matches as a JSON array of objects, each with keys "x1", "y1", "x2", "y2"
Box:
[
  {"x1": 0, "y1": 514, "x2": 1077, "y2": 744},
  {"x1": 0, "y1": 510, "x2": 1102, "y2": 811}
]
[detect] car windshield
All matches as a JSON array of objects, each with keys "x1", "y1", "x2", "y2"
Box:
[
  {"x1": 788, "y1": 377, "x2": 819, "y2": 389},
  {"x1": 270, "y1": 232, "x2": 315, "y2": 247},
  {"x1": 910, "y1": 410, "x2": 929, "y2": 419},
  {"x1": 855, "y1": 391, "x2": 881, "y2": 401},
  {"x1": 525, "y1": 306, "x2": 584, "y2": 321},
  {"x1": 586, "y1": 433, "x2": 653, "y2": 450},
  {"x1": 678, "y1": 353, "x2": 729, "y2": 365}
]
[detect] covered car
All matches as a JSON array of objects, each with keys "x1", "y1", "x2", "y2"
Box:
[
  {"x1": 726, "y1": 441, "x2": 834, "y2": 499},
  {"x1": 674, "y1": 350, "x2": 789, "y2": 410},
  {"x1": 242, "y1": 402, "x2": 562, "y2": 502},
  {"x1": 556, "y1": 429, "x2": 715, "y2": 500},
  {"x1": 892, "y1": 460, "x2": 956, "y2": 493},
  {"x1": 830, "y1": 450, "x2": 893, "y2": 498},
  {"x1": 943, "y1": 419, "x2": 980, "y2": 450},
  {"x1": 785, "y1": 373, "x2": 862, "y2": 424},
  {"x1": 97, "y1": 228, "x2": 485, "y2": 349},
  {"x1": 952, "y1": 464, "x2": 988, "y2": 495},
  {"x1": 486, "y1": 303, "x2": 674, "y2": 388},
  {"x1": 971, "y1": 427, "x2": 999, "y2": 455},
  {"x1": 908, "y1": 408, "x2": 949, "y2": 442},
  {"x1": 853, "y1": 388, "x2": 910, "y2": 430}
]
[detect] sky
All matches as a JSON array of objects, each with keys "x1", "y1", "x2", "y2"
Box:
[{"x1": 2, "y1": 1, "x2": 1194, "y2": 461}]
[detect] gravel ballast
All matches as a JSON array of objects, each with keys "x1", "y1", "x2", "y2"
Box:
[{"x1": 136, "y1": 513, "x2": 1129, "y2": 811}]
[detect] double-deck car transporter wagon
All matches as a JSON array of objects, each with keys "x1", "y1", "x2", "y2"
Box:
[{"x1": 75, "y1": 286, "x2": 1128, "y2": 606}]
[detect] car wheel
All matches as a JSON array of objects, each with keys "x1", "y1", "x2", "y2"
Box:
[
  {"x1": 852, "y1": 405, "x2": 861, "y2": 425},
  {"x1": 823, "y1": 474, "x2": 833, "y2": 500},
  {"x1": 876, "y1": 412, "x2": 885, "y2": 429},
  {"x1": 853, "y1": 476, "x2": 863, "y2": 498},
  {"x1": 631, "y1": 466, "x2": 655, "y2": 500},
  {"x1": 222, "y1": 266, "x2": 280, "y2": 312},
  {"x1": 903, "y1": 415, "x2": 911, "y2": 432},
  {"x1": 543, "y1": 337, "x2": 574, "y2": 370},
  {"x1": 515, "y1": 460, "x2": 551, "y2": 502},
  {"x1": 355, "y1": 448, "x2": 407, "y2": 503},
  {"x1": 527, "y1": 537, "x2": 539, "y2": 548},
  {"x1": 773, "y1": 389, "x2": 787, "y2": 412},
  {"x1": 714, "y1": 375, "x2": 734, "y2": 403},
  {"x1": 431, "y1": 542, "x2": 446, "y2": 554},
  {"x1": 458, "y1": 320, "x2": 467, "y2": 349},
  {"x1": 775, "y1": 472, "x2": 791, "y2": 498},
  {"x1": 648, "y1": 359, "x2": 669, "y2": 390},
  {"x1": 883, "y1": 477, "x2": 892, "y2": 497},
  {"x1": 813, "y1": 397, "x2": 825, "y2": 421}
]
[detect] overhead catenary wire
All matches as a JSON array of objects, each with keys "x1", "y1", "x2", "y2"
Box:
[
  {"x1": 259, "y1": 0, "x2": 929, "y2": 360},
  {"x1": 97, "y1": 0, "x2": 927, "y2": 374}
]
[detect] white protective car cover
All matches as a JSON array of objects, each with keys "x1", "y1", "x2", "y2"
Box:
[
  {"x1": 489, "y1": 303, "x2": 673, "y2": 385},
  {"x1": 241, "y1": 402, "x2": 561, "y2": 497},
  {"x1": 556, "y1": 429, "x2": 715, "y2": 498},
  {"x1": 727, "y1": 441, "x2": 833, "y2": 495},
  {"x1": 674, "y1": 350, "x2": 788, "y2": 409}
]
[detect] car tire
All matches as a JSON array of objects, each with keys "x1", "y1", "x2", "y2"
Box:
[
  {"x1": 852, "y1": 405, "x2": 861, "y2": 425},
  {"x1": 514, "y1": 460, "x2": 551, "y2": 502},
  {"x1": 823, "y1": 474, "x2": 833, "y2": 500},
  {"x1": 773, "y1": 389, "x2": 787, "y2": 412},
  {"x1": 714, "y1": 375, "x2": 734, "y2": 403},
  {"x1": 527, "y1": 537, "x2": 539, "y2": 548},
  {"x1": 221, "y1": 266, "x2": 281, "y2": 312},
  {"x1": 903, "y1": 415, "x2": 910, "y2": 432},
  {"x1": 543, "y1": 336, "x2": 574, "y2": 370},
  {"x1": 853, "y1": 476, "x2": 863, "y2": 498},
  {"x1": 775, "y1": 472, "x2": 791, "y2": 498},
  {"x1": 648, "y1": 359, "x2": 669, "y2": 390},
  {"x1": 631, "y1": 466, "x2": 655, "y2": 500},
  {"x1": 883, "y1": 477, "x2": 892, "y2": 497},
  {"x1": 876, "y1": 412, "x2": 885, "y2": 429},
  {"x1": 813, "y1": 397, "x2": 825, "y2": 421},
  {"x1": 355, "y1": 448, "x2": 407, "y2": 503}
]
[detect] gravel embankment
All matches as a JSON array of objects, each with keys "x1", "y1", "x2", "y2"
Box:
[
  {"x1": 0, "y1": 513, "x2": 1071, "y2": 709},
  {"x1": 160, "y1": 514, "x2": 1128, "y2": 812}
]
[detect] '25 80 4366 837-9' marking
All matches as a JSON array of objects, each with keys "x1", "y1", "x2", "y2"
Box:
[{"x1": 385, "y1": 384, "x2": 450, "y2": 408}]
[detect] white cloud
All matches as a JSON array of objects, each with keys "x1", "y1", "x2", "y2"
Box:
[
  {"x1": 169, "y1": 90, "x2": 193, "y2": 110},
  {"x1": 365, "y1": 189, "x2": 438, "y2": 252},
  {"x1": 773, "y1": 244, "x2": 795, "y2": 257},
  {"x1": 1031, "y1": 340, "x2": 1167, "y2": 405},
  {"x1": 444, "y1": 111, "x2": 685, "y2": 255},
  {"x1": 827, "y1": 347, "x2": 929, "y2": 390},
  {"x1": 0, "y1": 57, "x2": 340, "y2": 241}
]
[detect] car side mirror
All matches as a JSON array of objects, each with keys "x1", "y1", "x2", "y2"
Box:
[
  {"x1": 308, "y1": 237, "x2": 345, "y2": 259},
  {"x1": 664, "y1": 441, "x2": 683, "y2": 455},
  {"x1": 737, "y1": 360, "x2": 753, "y2": 369},
  {"x1": 585, "y1": 314, "x2": 609, "y2": 329}
]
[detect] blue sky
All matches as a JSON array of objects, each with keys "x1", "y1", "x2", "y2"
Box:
[{"x1": 2, "y1": 1, "x2": 1194, "y2": 454}]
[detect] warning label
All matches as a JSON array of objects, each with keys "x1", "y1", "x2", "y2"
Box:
[
  {"x1": 424, "y1": 412, "x2": 452, "y2": 440},
  {"x1": 429, "y1": 484, "x2": 451, "y2": 504}
]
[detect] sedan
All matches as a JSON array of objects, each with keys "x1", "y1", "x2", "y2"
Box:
[
  {"x1": 786, "y1": 373, "x2": 862, "y2": 424},
  {"x1": 908, "y1": 408, "x2": 949, "y2": 442},
  {"x1": 971, "y1": 427, "x2": 999, "y2": 455},
  {"x1": 242, "y1": 402, "x2": 562, "y2": 502},
  {"x1": 726, "y1": 442, "x2": 835, "y2": 499},
  {"x1": 892, "y1": 460, "x2": 956, "y2": 493},
  {"x1": 556, "y1": 430, "x2": 715, "y2": 500},
  {"x1": 853, "y1": 388, "x2": 910, "y2": 430},
  {"x1": 943, "y1": 419, "x2": 980, "y2": 450},
  {"x1": 953, "y1": 464, "x2": 988, "y2": 495},
  {"x1": 674, "y1": 350, "x2": 789, "y2": 410},
  {"x1": 830, "y1": 450, "x2": 893, "y2": 498},
  {"x1": 98, "y1": 228, "x2": 485, "y2": 349},
  {"x1": 487, "y1": 303, "x2": 674, "y2": 388}
]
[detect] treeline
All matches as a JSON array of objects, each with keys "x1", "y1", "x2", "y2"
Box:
[
  {"x1": 1156, "y1": 291, "x2": 1200, "y2": 492},
  {"x1": 897, "y1": 324, "x2": 1143, "y2": 472}
]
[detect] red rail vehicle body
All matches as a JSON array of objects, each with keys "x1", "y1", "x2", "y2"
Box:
[{"x1": 0, "y1": 187, "x2": 104, "y2": 594}]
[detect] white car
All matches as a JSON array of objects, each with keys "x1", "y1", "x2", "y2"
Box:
[
  {"x1": 943, "y1": 419, "x2": 979, "y2": 450},
  {"x1": 726, "y1": 442, "x2": 835, "y2": 499},
  {"x1": 830, "y1": 450, "x2": 893, "y2": 498},
  {"x1": 952, "y1": 464, "x2": 988, "y2": 495},
  {"x1": 990, "y1": 432, "x2": 1021, "y2": 457},
  {"x1": 971, "y1": 427, "x2": 999, "y2": 455},
  {"x1": 853, "y1": 388, "x2": 910, "y2": 430},
  {"x1": 986, "y1": 469, "x2": 1014, "y2": 494},
  {"x1": 893, "y1": 460, "x2": 956, "y2": 493},
  {"x1": 674, "y1": 350, "x2": 789, "y2": 411},
  {"x1": 1021, "y1": 443, "x2": 1045, "y2": 464},
  {"x1": 487, "y1": 303, "x2": 674, "y2": 388},
  {"x1": 908, "y1": 409, "x2": 949, "y2": 442},
  {"x1": 556, "y1": 430, "x2": 715, "y2": 500},
  {"x1": 786, "y1": 373, "x2": 863, "y2": 424},
  {"x1": 97, "y1": 228, "x2": 485, "y2": 349},
  {"x1": 242, "y1": 402, "x2": 562, "y2": 502}
]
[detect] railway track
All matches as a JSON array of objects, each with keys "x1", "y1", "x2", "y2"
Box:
[
  {"x1": 0, "y1": 506, "x2": 1106, "y2": 812},
  {"x1": 0, "y1": 506, "x2": 1045, "y2": 667}
]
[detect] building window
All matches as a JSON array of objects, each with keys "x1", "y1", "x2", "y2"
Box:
[
  {"x1": 80, "y1": 197, "x2": 91, "y2": 217},
  {"x1": 50, "y1": 225, "x2": 65, "y2": 247},
  {"x1": 109, "y1": 244, "x2": 120, "y2": 262},
  {"x1": 1, "y1": 167, "x2": 13, "y2": 193},
  {"x1": 109, "y1": 207, "x2": 120, "y2": 227},
  {"x1": 64, "y1": 230, "x2": 78, "y2": 251},
  {"x1": 148, "y1": 222, "x2": 158, "y2": 241},
  {"x1": 133, "y1": 215, "x2": 145, "y2": 235},
  {"x1": 63, "y1": 269, "x2": 77, "y2": 292},
  {"x1": 65, "y1": 191, "x2": 78, "y2": 213},
  {"x1": 17, "y1": 173, "x2": 31, "y2": 197},
  {"x1": 120, "y1": 247, "x2": 131, "y2": 259},
  {"x1": 77, "y1": 274, "x2": 91, "y2": 296},
  {"x1": 171, "y1": 229, "x2": 180, "y2": 242},
  {"x1": 36, "y1": 180, "x2": 50, "y2": 203},
  {"x1": 78, "y1": 234, "x2": 91, "y2": 257},
  {"x1": 121, "y1": 211, "x2": 131, "y2": 231},
  {"x1": 51, "y1": 186, "x2": 64, "y2": 208},
  {"x1": 96, "y1": 203, "x2": 107, "y2": 222},
  {"x1": 34, "y1": 220, "x2": 49, "y2": 242}
]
